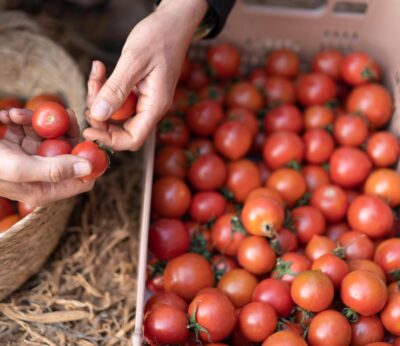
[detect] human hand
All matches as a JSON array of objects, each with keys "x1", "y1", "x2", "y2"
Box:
[
  {"x1": 83, "y1": 0, "x2": 208, "y2": 151},
  {"x1": 0, "y1": 108, "x2": 94, "y2": 206}
]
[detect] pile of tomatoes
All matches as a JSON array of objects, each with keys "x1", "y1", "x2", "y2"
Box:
[{"x1": 144, "y1": 44, "x2": 400, "y2": 346}]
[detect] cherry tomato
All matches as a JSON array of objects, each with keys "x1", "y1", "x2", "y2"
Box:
[
  {"x1": 207, "y1": 43, "x2": 241, "y2": 79},
  {"x1": 18, "y1": 201, "x2": 35, "y2": 218},
  {"x1": 0, "y1": 214, "x2": 21, "y2": 233},
  {"x1": 326, "y1": 222, "x2": 349, "y2": 241},
  {"x1": 26, "y1": 94, "x2": 64, "y2": 111},
  {"x1": 227, "y1": 81, "x2": 264, "y2": 112},
  {"x1": 307, "y1": 310, "x2": 351, "y2": 346},
  {"x1": 266, "y1": 49, "x2": 299, "y2": 78},
  {"x1": 189, "y1": 191, "x2": 226, "y2": 223},
  {"x1": 252, "y1": 278, "x2": 294, "y2": 317},
  {"x1": 348, "y1": 259, "x2": 386, "y2": 283},
  {"x1": 214, "y1": 120, "x2": 252, "y2": 160},
  {"x1": 149, "y1": 219, "x2": 190, "y2": 261},
  {"x1": 154, "y1": 146, "x2": 187, "y2": 179},
  {"x1": 270, "y1": 227, "x2": 298, "y2": 255},
  {"x1": 302, "y1": 164, "x2": 331, "y2": 191},
  {"x1": 187, "y1": 138, "x2": 215, "y2": 157},
  {"x1": 187, "y1": 100, "x2": 224, "y2": 136},
  {"x1": 144, "y1": 292, "x2": 188, "y2": 315},
  {"x1": 199, "y1": 84, "x2": 225, "y2": 104},
  {"x1": 305, "y1": 235, "x2": 336, "y2": 261},
  {"x1": 188, "y1": 154, "x2": 227, "y2": 190},
  {"x1": 239, "y1": 302, "x2": 277, "y2": 342},
  {"x1": 303, "y1": 128, "x2": 335, "y2": 164},
  {"x1": 228, "y1": 107, "x2": 259, "y2": 136},
  {"x1": 272, "y1": 252, "x2": 311, "y2": 283},
  {"x1": 312, "y1": 49, "x2": 344, "y2": 80},
  {"x1": 110, "y1": 91, "x2": 137, "y2": 121},
  {"x1": 262, "y1": 331, "x2": 307, "y2": 346},
  {"x1": 211, "y1": 255, "x2": 238, "y2": 281},
  {"x1": 217, "y1": 269, "x2": 258, "y2": 308},
  {"x1": 245, "y1": 187, "x2": 284, "y2": 206},
  {"x1": 263, "y1": 131, "x2": 304, "y2": 169},
  {"x1": 311, "y1": 184, "x2": 348, "y2": 223},
  {"x1": 237, "y1": 236, "x2": 276, "y2": 275},
  {"x1": 37, "y1": 139, "x2": 72, "y2": 157},
  {"x1": 311, "y1": 253, "x2": 349, "y2": 289},
  {"x1": 171, "y1": 87, "x2": 196, "y2": 113},
  {"x1": 340, "y1": 52, "x2": 381, "y2": 85},
  {"x1": 341, "y1": 270, "x2": 387, "y2": 316},
  {"x1": 291, "y1": 270, "x2": 334, "y2": 312},
  {"x1": 0, "y1": 197, "x2": 14, "y2": 221},
  {"x1": 292, "y1": 206, "x2": 326, "y2": 245},
  {"x1": 164, "y1": 253, "x2": 214, "y2": 301},
  {"x1": 249, "y1": 67, "x2": 268, "y2": 88},
  {"x1": 381, "y1": 294, "x2": 400, "y2": 336},
  {"x1": 374, "y1": 239, "x2": 400, "y2": 282},
  {"x1": 304, "y1": 105, "x2": 335, "y2": 129},
  {"x1": 32, "y1": 102, "x2": 70, "y2": 139},
  {"x1": 157, "y1": 115, "x2": 190, "y2": 148},
  {"x1": 365, "y1": 169, "x2": 400, "y2": 207},
  {"x1": 348, "y1": 194, "x2": 393, "y2": 238},
  {"x1": 151, "y1": 176, "x2": 191, "y2": 218},
  {"x1": 346, "y1": 83, "x2": 392, "y2": 128},
  {"x1": 351, "y1": 315, "x2": 385, "y2": 346},
  {"x1": 0, "y1": 96, "x2": 23, "y2": 110},
  {"x1": 186, "y1": 62, "x2": 210, "y2": 90},
  {"x1": 264, "y1": 104, "x2": 303, "y2": 134},
  {"x1": 296, "y1": 73, "x2": 337, "y2": 106},
  {"x1": 333, "y1": 114, "x2": 369, "y2": 147},
  {"x1": 263, "y1": 77, "x2": 296, "y2": 104},
  {"x1": 329, "y1": 147, "x2": 372, "y2": 188},
  {"x1": 339, "y1": 230, "x2": 374, "y2": 260},
  {"x1": 252, "y1": 132, "x2": 266, "y2": 155},
  {"x1": 71, "y1": 141, "x2": 108, "y2": 181},
  {"x1": 366, "y1": 131, "x2": 399, "y2": 167}
]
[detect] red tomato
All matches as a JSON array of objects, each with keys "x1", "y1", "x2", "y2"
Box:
[
  {"x1": 257, "y1": 161, "x2": 270, "y2": 184},
  {"x1": 270, "y1": 227, "x2": 298, "y2": 255},
  {"x1": 374, "y1": 239, "x2": 400, "y2": 282},
  {"x1": 71, "y1": 141, "x2": 108, "y2": 181},
  {"x1": 110, "y1": 91, "x2": 137, "y2": 121},
  {"x1": 157, "y1": 115, "x2": 190, "y2": 148},
  {"x1": 262, "y1": 331, "x2": 307, "y2": 346},
  {"x1": 329, "y1": 147, "x2": 372, "y2": 188},
  {"x1": 186, "y1": 62, "x2": 210, "y2": 90},
  {"x1": 0, "y1": 96, "x2": 23, "y2": 110},
  {"x1": 302, "y1": 165, "x2": 330, "y2": 191},
  {"x1": 263, "y1": 77, "x2": 296, "y2": 104},
  {"x1": 249, "y1": 68, "x2": 268, "y2": 88},
  {"x1": 303, "y1": 129, "x2": 335, "y2": 164},
  {"x1": 366, "y1": 131, "x2": 399, "y2": 167},
  {"x1": 144, "y1": 292, "x2": 188, "y2": 317},
  {"x1": 188, "y1": 154, "x2": 227, "y2": 190},
  {"x1": 307, "y1": 310, "x2": 351, "y2": 346},
  {"x1": 149, "y1": 219, "x2": 190, "y2": 261},
  {"x1": 37, "y1": 139, "x2": 72, "y2": 157},
  {"x1": 199, "y1": 84, "x2": 225, "y2": 105},
  {"x1": 272, "y1": 252, "x2": 311, "y2": 283},
  {"x1": 213, "y1": 120, "x2": 252, "y2": 160},
  {"x1": 339, "y1": 230, "x2": 374, "y2": 260},
  {"x1": 237, "y1": 236, "x2": 276, "y2": 275},
  {"x1": 227, "y1": 81, "x2": 263, "y2": 112},
  {"x1": 292, "y1": 206, "x2": 326, "y2": 245},
  {"x1": 312, "y1": 49, "x2": 344, "y2": 80},
  {"x1": 217, "y1": 269, "x2": 258, "y2": 308},
  {"x1": 304, "y1": 105, "x2": 335, "y2": 129},
  {"x1": 296, "y1": 73, "x2": 337, "y2": 106},
  {"x1": 311, "y1": 253, "x2": 349, "y2": 289},
  {"x1": 381, "y1": 294, "x2": 400, "y2": 336},
  {"x1": 341, "y1": 270, "x2": 388, "y2": 316},
  {"x1": 333, "y1": 114, "x2": 369, "y2": 147},
  {"x1": 326, "y1": 222, "x2": 349, "y2": 241},
  {"x1": 151, "y1": 176, "x2": 191, "y2": 218},
  {"x1": 146, "y1": 258, "x2": 165, "y2": 293},
  {"x1": 186, "y1": 100, "x2": 224, "y2": 136},
  {"x1": 164, "y1": 253, "x2": 214, "y2": 301},
  {"x1": 311, "y1": 184, "x2": 348, "y2": 223},
  {"x1": 266, "y1": 49, "x2": 300, "y2": 78},
  {"x1": 207, "y1": 43, "x2": 241, "y2": 79},
  {"x1": 187, "y1": 138, "x2": 215, "y2": 157},
  {"x1": 228, "y1": 107, "x2": 259, "y2": 136},
  {"x1": 348, "y1": 259, "x2": 386, "y2": 283},
  {"x1": 340, "y1": 52, "x2": 381, "y2": 85},
  {"x1": 26, "y1": 94, "x2": 64, "y2": 111},
  {"x1": 189, "y1": 192, "x2": 226, "y2": 223},
  {"x1": 245, "y1": 187, "x2": 284, "y2": 206},
  {"x1": 211, "y1": 255, "x2": 238, "y2": 281},
  {"x1": 252, "y1": 278, "x2": 294, "y2": 317},
  {"x1": 305, "y1": 235, "x2": 336, "y2": 261},
  {"x1": 264, "y1": 104, "x2": 303, "y2": 134},
  {"x1": 252, "y1": 132, "x2": 267, "y2": 155},
  {"x1": 346, "y1": 83, "x2": 392, "y2": 128},
  {"x1": 364, "y1": 169, "x2": 400, "y2": 207},
  {"x1": 348, "y1": 194, "x2": 393, "y2": 238},
  {"x1": 188, "y1": 288, "x2": 236, "y2": 342},
  {"x1": 350, "y1": 315, "x2": 385, "y2": 346},
  {"x1": 226, "y1": 160, "x2": 262, "y2": 202},
  {"x1": 18, "y1": 201, "x2": 35, "y2": 218},
  {"x1": 0, "y1": 198, "x2": 14, "y2": 221},
  {"x1": 239, "y1": 302, "x2": 277, "y2": 342},
  {"x1": 170, "y1": 87, "x2": 196, "y2": 113},
  {"x1": 291, "y1": 270, "x2": 334, "y2": 312},
  {"x1": 32, "y1": 102, "x2": 70, "y2": 139},
  {"x1": 0, "y1": 214, "x2": 21, "y2": 233},
  {"x1": 154, "y1": 146, "x2": 187, "y2": 179}
]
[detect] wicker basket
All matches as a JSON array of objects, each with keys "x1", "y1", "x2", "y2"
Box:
[{"x1": 0, "y1": 11, "x2": 86, "y2": 300}]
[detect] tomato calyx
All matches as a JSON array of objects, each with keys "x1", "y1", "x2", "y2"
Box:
[
  {"x1": 212, "y1": 257, "x2": 229, "y2": 282},
  {"x1": 295, "y1": 307, "x2": 315, "y2": 338},
  {"x1": 322, "y1": 163, "x2": 330, "y2": 172},
  {"x1": 324, "y1": 99, "x2": 340, "y2": 110},
  {"x1": 286, "y1": 160, "x2": 302, "y2": 171},
  {"x1": 276, "y1": 317, "x2": 297, "y2": 331},
  {"x1": 273, "y1": 258, "x2": 297, "y2": 279},
  {"x1": 284, "y1": 210, "x2": 296, "y2": 233},
  {"x1": 270, "y1": 238, "x2": 284, "y2": 256},
  {"x1": 220, "y1": 187, "x2": 235, "y2": 202},
  {"x1": 325, "y1": 123, "x2": 334, "y2": 133},
  {"x1": 207, "y1": 86, "x2": 221, "y2": 100},
  {"x1": 188, "y1": 304, "x2": 211, "y2": 343},
  {"x1": 230, "y1": 215, "x2": 247, "y2": 236},
  {"x1": 389, "y1": 269, "x2": 400, "y2": 281},
  {"x1": 147, "y1": 260, "x2": 166, "y2": 278},
  {"x1": 361, "y1": 67, "x2": 378, "y2": 81},
  {"x1": 342, "y1": 307, "x2": 359, "y2": 323},
  {"x1": 295, "y1": 192, "x2": 311, "y2": 207},
  {"x1": 333, "y1": 246, "x2": 346, "y2": 259},
  {"x1": 189, "y1": 231, "x2": 212, "y2": 261},
  {"x1": 158, "y1": 119, "x2": 175, "y2": 134}
]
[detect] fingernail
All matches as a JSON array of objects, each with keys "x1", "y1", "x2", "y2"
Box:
[
  {"x1": 73, "y1": 161, "x2": 92, "y2": 177},
  {"x1": 91, "y1": 99, "x2": 111, "y2": 121},
  {"x1": 91, "y1": 61, "x2": 97, "y2": 75}
]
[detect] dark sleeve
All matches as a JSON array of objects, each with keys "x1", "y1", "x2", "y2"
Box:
[{"x1": 205, "y1": 0, "x2": 236, "y2": 38}]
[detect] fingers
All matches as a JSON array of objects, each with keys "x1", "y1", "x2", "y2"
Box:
[
  {"x1": 21, "y1": 136, "x2": 41, "y2": 155},
  {"x1": 83, "y1": 125, "x2": 132, "y2": 151},
  {"x1": 8, "y1": 108, "x2": 34, "y2": 125},
  {"x1": 87, "y1": 60, "x2": 107, "y2": 109}
]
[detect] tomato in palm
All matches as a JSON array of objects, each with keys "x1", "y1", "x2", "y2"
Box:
[
  {"x1": 71, "y1": 141, "x2": 108, "y2": 181},
  {"x1": 237, "y1": 236, "x2": 276, "y2": 275},
  {"x1": 333, "y1": 114, "x2": 369, "y2": 147},
  {"x1": 366, "y1": 131, "x2": 399, "y2": 167},
  {"x1": 186, "y1": 62, "x2": 210, "y2": 90},
  {"x1": 228, "y1": 107, "x2": 259, "y2": 136},
  {"x1": 187, "y1": 100, "x2": 224, "y2": 136},
  {"x1": 262, "y1": 331, "x2": 307, "y2": 346},
  {"x1": 267, "y1": 168, "x2": 307, "y2": 206},
  {"x1": 272, "y1": 252, "x2": 311, "y2": 283},
  {"x1": 241, "y1": 196, "x2": 285, "y2": 237},
  {"x1": 263, "y1": 131, "x2": 304, "y2": 169},
  {"x1": 164, "y1": 253, "x2": 214, "y2": 301},
  {"x1": 239, "y1": 302, "x2": 277, "y2": 342},
  {"x1": 374, "y1": 239, "x2": 400, "y2": 282},
  {"x1": 263, "y1": 77, "x2": 296, "y2": 104},
  {"x1": 217, "y1": 269, "x2": 258, "y2": 308},
  {"x1": 340, "y1": 52, "x2": 381, "y2": 85},
  {"x1": 329, "y1": 147, "x2": 372, "y2": 188},
  {"x1": 292, "y1": 206, "x2": 326, "y2": 245},
  {"x1": 18, "y1": 201, "x2": 35, "y2": 218},
  {"x1": 188, "y1": 154, "x2": 227, "y2": 190},
  {"x1": 151, "y1": 176, "x2": 191, "y2": 218},
  {"x1": 339, "y1": 231, "x2": 374, "y2": 260},
  {"x1": 307, "y1": 310, "x2": 351, "y2": 346},
  {"x1": 157, "y1": 115, "x2": 190, "y2": 148},
  {"x1": 171, "y1": 87, "x2": 196, "y2": 113},
  {"x1": 270, "y1": 227, "x2": 298, "y2": 255},
  {"x1": 312, "y1": 49, "x2": 344, "y2": 80},
  {"x1": 0, "y1": 198, "x2": 14, "y2": 221},
  {"x1": 214, "y1": 120, "x2": 252, "y2": 160},
  {"x1": 32, "y1": 102, "x2": 70, "y2": 139},
  {"x1": 348, "y1": 259, "x2": 386, "y2": 283},
  {"x1": 199, "y1": 84, "x2": 225, "y2": 105},
  {"x1": 381, "y1": 294, "x2": 400, "y2": 336},
  {"x1": 207, "y1": 43, "x2": 241, "y2": 79},
  {"x1": 0, "y1": 214, "x2": 21, "y2": 233},
  {"x1": 302, "y1": 164, "x2": 330, "y2": 191},
  {"x1": 311, "y1": 253, "x2": 349, "y2": 289},
  {"x1": 144, "y1": 304, "x2": 189, "y2": 345},
  {"x1": 326, "y1": 222, "x2": 349, "y2": 241},
  {"x1": 0, "y1": 96, "x2": 23, "y2": 110},
  {"x1": 188, "y1": 288, "x2": 236, "y2": 342},
  {"x1": 266, "y1": 49, "x2": 300, "y2": 78},
  {"x1": 264, "y1": 104, "x2": 303, "y2": 134},
  {"x1": 351, "y1": 315, "x2": 385, "y2": 346},
  {"x1": 211, "y1": 213, "x2": 247, "y2": 256},
  {"x1": 346, "y1": 83, "x2": 392, "y2": 128},
  {"x1": 296, "y1": 73, "x2": 337, "y2": 106},
  {"x1": 365, "y1": 169, "x2": 400, "y2": 207},
  {"x1": 348, "y1": 194, "x2": 393, "y2": 238},
  {"x1": 252, "y1": 278, "x2": 294, "y2": 317},
  {"x1": 341, "y1": 270, "x2": 387, "y2": 316},
  {"x1": 154, "y1": 145, "x2": 187, "y2": 179},
  {"x1": 110, "y1": 91, "x2": 137, "y2": 121},
  {"x1": 37, "y1": 139, "x2": 72, "y2": 157},
  {"x1": 144, "y1": 292, "x2": 188, "y2": 315},
  {"x1": 26, "y1": 94, "x2": 64, "y2": 111},
  {"x1": 311, "y1": 184, "x2": 348, "y2": 223},
  {"x1": 149, "y1": 219, "x2": 190, "y2": 261},
  {"x1": 305, "y1": 235, "x2": 336, "y2": 261},
  {"x1": 227, "y1": 81, "x2": 264, "y2": 112},
  {"x1": 304, "y1": 105, "x2": 335, "y2": 129},
  {"x1": 226, "y1": 160, "x2": 262, "y2": 202},
  {"x1": 187, "y1": 138, "x2": 215, "y2": 157},
  {"x1": 303, "y1": 129, "x2": 335, "y2": 164}
]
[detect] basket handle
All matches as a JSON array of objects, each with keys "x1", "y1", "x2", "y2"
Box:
[{"x1": 0, "y1": 11, "x2": 41, "y2": 34}]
